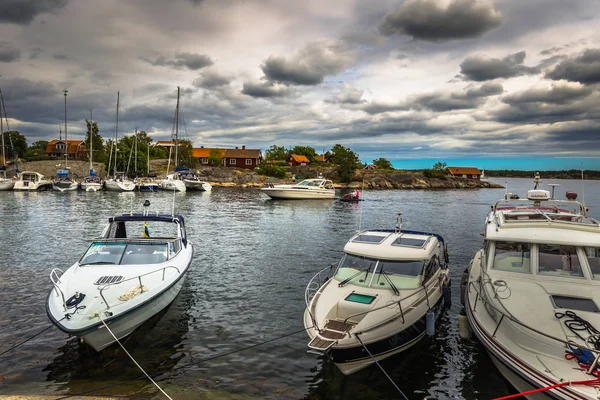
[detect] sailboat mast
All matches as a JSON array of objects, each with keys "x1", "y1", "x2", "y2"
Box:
[
  {"x1": 175, "y1": 86, "x2": 180, "y2": 167},
  {"x1": 147, "y1": 141, "x2": 150, "y2": 177},
  {"x1": 63, "y1": 89, "x2": 68, "y2": 168},
  {"x1": 114, "y1": 91, "x2": 120, "y2": 177},
  {"x1": 135, "y1": 129, "x2": 137, "y2": 176},
  {"x1": 0, "y1": 89, "x2": 4, "y2": 167},
  {"x1": 89, "y1": 109, "x2": 93, "y2": 172}
]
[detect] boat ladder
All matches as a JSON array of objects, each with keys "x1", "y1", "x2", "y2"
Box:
[{"x1": 307, "y1": 319, "x2": 355, "y2": 354}]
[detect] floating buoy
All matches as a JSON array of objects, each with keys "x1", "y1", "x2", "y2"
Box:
[
  {"x1": 458, "y1": 307, "x2": 470, "y2": 339},
  {"x1": 426, "y1": 309, "x2": 435, "y2": 337},
  {"x1": 443, "y1": 283, "x2": 452, "y2": 308}
]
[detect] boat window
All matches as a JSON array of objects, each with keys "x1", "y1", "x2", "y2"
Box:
[
  {"x1": 121, "y1": 243, "x2": 168, "y2": 265},
  {"x1": 393, "y1": 237, "x2": 427, "y2": 247},
  {"x1": 324, "y1": 182, "x2": 334, "y2": 189},
  {"x1": 584, "y1": 247, "x2": 600, "y2": 279},
  {"x1": 423, "y1": 256, "x2": 440, "y2": 282},
  {"x1": 492, "y1": 242, "x2": 531, "y2": 273},
  {"x1": 538, "y1": 245, "x2": 583, "y2": 277},
  {"x1": 352, "y1": 234, "x2": 387, "y2": 244},
  {"x1": 80, "y1": 242, "x2": 126, "y2": 265},
  {"x1": 551, "y1": 295, "x2": 599, "y2": 312},
  {"x1": 379, "y1": 259, "x2": 424, "y2": 277}
]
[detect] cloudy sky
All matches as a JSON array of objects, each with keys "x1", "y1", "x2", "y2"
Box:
[{"x1": 1, "y1": 0, "x2": 599, "y2": 169}]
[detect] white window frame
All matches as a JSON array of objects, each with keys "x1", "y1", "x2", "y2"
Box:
[
  {"x1": 202, "y1": 158, "x2": 208, "y2": 164},
  {"x1": 229, "y1": 158, "x2": 236, "y2": 165},
  {"x1": 245, "y1": 159, "x2": 252, "y2": 165}
]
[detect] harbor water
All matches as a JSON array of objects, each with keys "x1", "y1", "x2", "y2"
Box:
[{"x1": 1, "y1": 177, "x2": 599, "y2": 399}]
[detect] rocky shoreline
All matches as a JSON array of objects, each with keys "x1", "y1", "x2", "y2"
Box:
[{"x1": 10, "y1": 160, "x2": 505, "y2": 190}]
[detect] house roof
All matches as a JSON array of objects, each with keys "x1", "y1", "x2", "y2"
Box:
[
  {"x1": 192, "y1": 147, "x2": 225, "y2": 158},
  {"x1": 315, "y1": 155, "x2": 325, "y2": 162},
  {"x1": 289, "y1": 154, "x2": 310, "y2": 164},
  {"x1": 46, "y1": 140, "x2": 85, "y2": 154},
  {"x1": 154, "y1": 140, "x2": 175, "y2": 147},
  {"x1": 447, "y1": 167, "x2": 482, "y2": 175}
]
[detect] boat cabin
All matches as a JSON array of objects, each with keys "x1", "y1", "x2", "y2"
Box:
[
  {"x1": 296, "y1": 179, "x2": 334, "y2": 189},
  {"x1": 79, "y1": 214, "x2": 188, "y2": 266},
  {"x1": 335, "y1": 230, "x2": 446, "y2": 290}
]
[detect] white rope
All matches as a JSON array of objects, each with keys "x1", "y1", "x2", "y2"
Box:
[
  {"x1": 97, "y1": 314, "x2": 173, "y2": 399},
  {"x1": 355, "y1": 333, "x2": 409, "y2": 400}
]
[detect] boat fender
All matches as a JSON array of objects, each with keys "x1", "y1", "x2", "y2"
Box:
[
  {"x1": 460, "y1": 268, "x2": 469, "y2": 306},
  {"x1": 458, "y1": 307, "x2": 470, "y2": 339},
  {"x1": 426, "y1": 309, "x2": 435, "y2": 337},
  {"x1": 442, "y1": 283, "x2": 452, "y2": 308},
  {"x1": 66, "y1": 292, "x2": 86, "y2": 309}
]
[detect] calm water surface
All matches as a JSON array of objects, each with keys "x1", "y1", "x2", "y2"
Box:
[{"x1": 1, "y1": 177, "x2": 599, "y2": 399}]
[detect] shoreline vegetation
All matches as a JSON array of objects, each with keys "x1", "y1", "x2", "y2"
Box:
[{"x1": 8, "y1": 160, "x2": 505, "y2": 190}]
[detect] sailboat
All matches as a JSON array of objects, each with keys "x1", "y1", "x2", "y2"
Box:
[
  {"x1": 105, "y1": 92, "x2": 135, "y2": 192},
  {"x1": 53, "y1": 90, "x2": 79, "y2": 192},
  {"x1": 81, "y1": 109, "x2": 102, "y2": 191},
  {"x1": 0, "y1": 88, "x2": 15, "y2": 190},
  {"x1": 136, "y1": 136, "x2": 158, "y2": 192},
  {"x1": 158, "y1": 87, "x2": 186, "y2": 192}
]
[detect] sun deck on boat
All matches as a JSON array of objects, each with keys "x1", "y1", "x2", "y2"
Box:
[{"x1": 343, "y1": 229, "x2": 442, "y2": 260}]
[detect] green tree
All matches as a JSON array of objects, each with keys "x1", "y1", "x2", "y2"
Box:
[
  {"x1": 290, "y1": 145, "x2": 317, "y2": 162},
  {"x1": 31, "y1": 140, "x2": 49, "y2": 151},
  {"x1": 265, "y1": 145, "x2": 288, "y2": 161},
  {"x1": 85, "y1": 120, "x2": 106, "y2": 163},
  {"x1": 330, "y1": 144, "x2": 360, "y2": 183},
  {"x1": 4, "y1": 131, "x2": 27, "y2": 158},
  {"x1": 176, "y1": 139, "x2": 195, "y2": 168},
  {"x1": 373, "y1": 157, "x2": 393, "y2": 170},
  {"x1": 25, "y1": 140, "x2": 49, "y2": 158},
  {"x1": 423, "y1": 161, "x2": 447, "y2": 179},
  {"x1": 208, "y1": 148, "x2": 223, "y2": 166}
]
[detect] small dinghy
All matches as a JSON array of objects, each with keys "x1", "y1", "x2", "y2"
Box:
[
  {"x1": 304, "y1": 213, "x2": 451, "y2": 374},
  {"x1": 47, "y1": 201, "x2": 193, "y2": 351}
]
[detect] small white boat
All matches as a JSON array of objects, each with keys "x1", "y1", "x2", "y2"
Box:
[
  {"x1": 47, "y1": 205, "x2": 193, "y2": 351},
  {"x1": 464, "y1": 174, "x2": 600, "y2": 399},
  {"x1": 53, "y1": 169, "x2": 79, "y2": 192},
  {"x1": 136, "y1": 177, "x2": 159, "y2": 192},
  {"x1": 261, "y1": 178, "x2": 335, "y2": 199},
  {"x1": 158, "y1": 174, "x2": 186, "y2": 192},
  {"x1": 81, "y1": 175, "x2": 103, "y2": 192},
  {"x1": 105, "y1": 173, "x2": 135, "y2": 192},
  {"x1": 304, "y1": 214, "x2": 450, "y2": 375},
  {"x1": 13, "y1": 171, "x2": 53, "y2": 191},
  {"x1": 0, "y1": 170, "x2": 14, "y2": 191},
  {"x1": 178, "y1": 170, "x2": 211, "y2": 192}
]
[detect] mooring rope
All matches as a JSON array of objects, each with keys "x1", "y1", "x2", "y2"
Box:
[
  {"x1": 95, "y1": 313, "x2": 173, "y2": 400},
  {"x1": 355, "y1": 333, "x2": 409, "y2": 400}
]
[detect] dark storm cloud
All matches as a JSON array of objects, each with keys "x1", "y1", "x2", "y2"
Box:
[
  {"x1": 378, "y1": 0, "x2": 502, "y2": 41},
  {"x1": 260, "y1": 41, "x2": 355, "y2": 86},
  {"x1": 545, "y1": 49, "x2": 600, "y2": 84},
  {"x1": 142, "y1": 52, "x2": 213, "y2": 71},
  {"x1": 459, "y1": 51, "x2": 539, "y2": 81},
  {"x1": 539, "y1": 46, "x2": 564, "y2": 56},
  {"x1": 502, "y1": 83, "x2": 592, "y2": 105},
  {"x1": 241, "y1": 82, "x2": 294, "y2": 98},
  {"x1": 0, "y1": 41, "x2": 20, "y2": 62},
  {"x1": 325, "y1": 86, "x2": 365, "y2": 104},
  {"x1": 192, "y1": 71, "x2": 231, "y2": 89},
  {"x1": 53, "y1": 53, "x2": 68, "y2": 60},
  {"x1": 0, "y1": 0, "x2": 68, "y2": 25},
  {"x1": 29, "y1": 47, "x2": 43, "y2": 59},
  {"x1": 412, "y1": 82, "x2": 503, "y2": 111}
]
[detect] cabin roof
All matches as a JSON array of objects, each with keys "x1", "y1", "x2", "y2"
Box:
[
  {"x1": 344, "y1": 229, "x2": 442, "y2": 260},
  {"x1": 46, "y1": 139, "x2": 85, "y2": 154},
  {"x1": 447, "y1": 166, "x2": 481, "y2": 175},
  {"x1": 289, "y1": 154, "x2": 310, "y2": 163},
  {"x1": 109, "y1": 213, "x2": 185, "y2": 224}
]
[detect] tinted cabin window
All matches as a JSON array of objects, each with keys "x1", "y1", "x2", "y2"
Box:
[
  {"x1": 585, "y1": 247, "x2": 600, "y2": 279},
  {"x1": 492, "y1": 242, "x2": 531, "y2": 273},
  {"x1": 538, "y1": 245, "x2": 583, "y2": 277},
  {"x1": 378, "y1": 259, "x2": 424, "y2": 277},
  {"x1": 423, "y1": 256, "x2": 440, "y2": 281}
]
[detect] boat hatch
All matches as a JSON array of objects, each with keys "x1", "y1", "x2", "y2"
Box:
[
  {"x1": 94, "y1": 276, "x2": 124, "y2": 285},
  {"x1": 393, "y1": 237, "x2": 427, "y2": 247},
  {"x1": 550, "y1": 295, "x2": 600, "y2": 313},
  {"x1": 345, "y1": 293, "x2": 376, "y2": 304},
  {"x1": 352, "y1": 234, "x2": 388, "y2": 244}
]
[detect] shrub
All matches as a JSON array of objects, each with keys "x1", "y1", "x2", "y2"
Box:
[{"x1": 256, "y1": 164, "x2": 287, "y2": 179}]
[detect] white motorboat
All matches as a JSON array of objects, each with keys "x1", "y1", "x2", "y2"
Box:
[
  {"x1": 158, "y1": 174, "x2": 186, "y2": 192},
  {"x1": 177, "y1": 170, "x2": 211, "y2": 191},
  {"x1": 13, "y1": 171, "x2": 53, "y2": 191},
  {"x1": 53, "y1": 169, "x2": 79, "y2": 192},
  {"x1": 0, "y1": 170, "x2": 14, "y2": 190},
  {"x1": 261, "y1": 178, "x2": 335, "y2": 199},
  {"x1": 47, "y1": 205, "x2": 193, "y2": 351},
  {"x1": 81, "y1": 175, "x2": 103, "y2": 192},
  {"x1": 105, "y1": 173, "x2": 135, "y2": 192},
  {"x1": 304, "y1": 214, "x2": 451, "y2": 375},
  {"x1": 136, "y1": 177, "x2": 159, "y2": 192},
  {"x1": 463, "y1": 175, "x2": 600, "y2": 399}
]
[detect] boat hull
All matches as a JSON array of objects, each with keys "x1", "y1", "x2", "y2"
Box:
[
  {"x1": 261, "y1": 188, "x2": 335, "y2": 199},
  {"x1": 105, "y1": 180, "x2": 136, "y2": 192},
  {"x1": 13, "y1": 182, "x2": 53, "y2": 191},
  {"x1": 138, "y1": 184, "x2": 159, "y2": 192},
  {"x1": 81, "y1": 272, "x2": 188, "y2": 351},
  {"x1": 158, "y1": 179, "x2": 186, "y2": 192},
  {"x1": 53, "y1": 182, "x2": 79, "y2": 192},
  {"x1": 183, "y1": 180, "x2": 211, "y2": 191},
  {"x1": 0, "y1": 180, "x2": 14, "y2": 190},
  {"x1": 82, "y1": 183, "x2": 103, "y2": 192}
]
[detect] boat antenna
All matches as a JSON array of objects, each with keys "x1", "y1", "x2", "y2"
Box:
[
  {"x1": 171, "y1": 185, "x2": 176, "y2": 217},
  {"x1": 395, "y1": 211, "x2": 403, "y2": 233},
  {"x1": 63, "y1": 89, "x2": 68, "y2": 169},
  {"x1": 504, "y1": 181, "x2": 508, "y2": 200},
  {"x1": 581, "y1": 161, "x2": 586, "y2": 209},
  {"x1": 358, "y1": 176, "x2": 365, "y2": 232}
]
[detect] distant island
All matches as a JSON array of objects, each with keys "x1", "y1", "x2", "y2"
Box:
[{"x1": 482, "y1": 170, "x2": 599, "y2": 180}]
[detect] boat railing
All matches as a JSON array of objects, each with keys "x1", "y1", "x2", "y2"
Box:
[
  {"x1": 50, "y1": 268, "x2": 67, "y2": 310},
  {"x1": 98, "y1": 265, "x2": 181, "y2": 310},
  {"x1": 467, "y1": 279, "x2": 600, "y2": 357},
  {"x1": 342, "y1": 275, "x2": 445, "y2": 336},
  {"x1": 305, "y1": 264, "x2": 336, "y2": 331}
]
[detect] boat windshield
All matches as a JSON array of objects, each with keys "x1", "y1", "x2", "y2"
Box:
[
  {"x1": 334, "y1": 253, "x2": 425, "y2": 289},
  {"x1": 538, "y1": 244, "x2": 583, "y2": 278},
  {"x1": 296, "y1": 180, "x2": 322, "y2": 187},
  {"x1": 79, "y1": 242, "x2": 169, "y2": 265},
  {"x1": 492, "y1": 242, "x2": 531, "y2": 273},
  {"x1": 585, "y1": 247, "x2": 600, "y2": 279}
]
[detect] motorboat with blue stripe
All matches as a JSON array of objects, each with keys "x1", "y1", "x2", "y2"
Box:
[
  {"x1": 47, "y1": 202, "x2": 193, "y2": 351},
  {"x1": 463, "y1": 174, "x2": 600, "y2": 399},
  {"x1": 304, "y1": 213, "x2": 451, "y2": 375}
]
